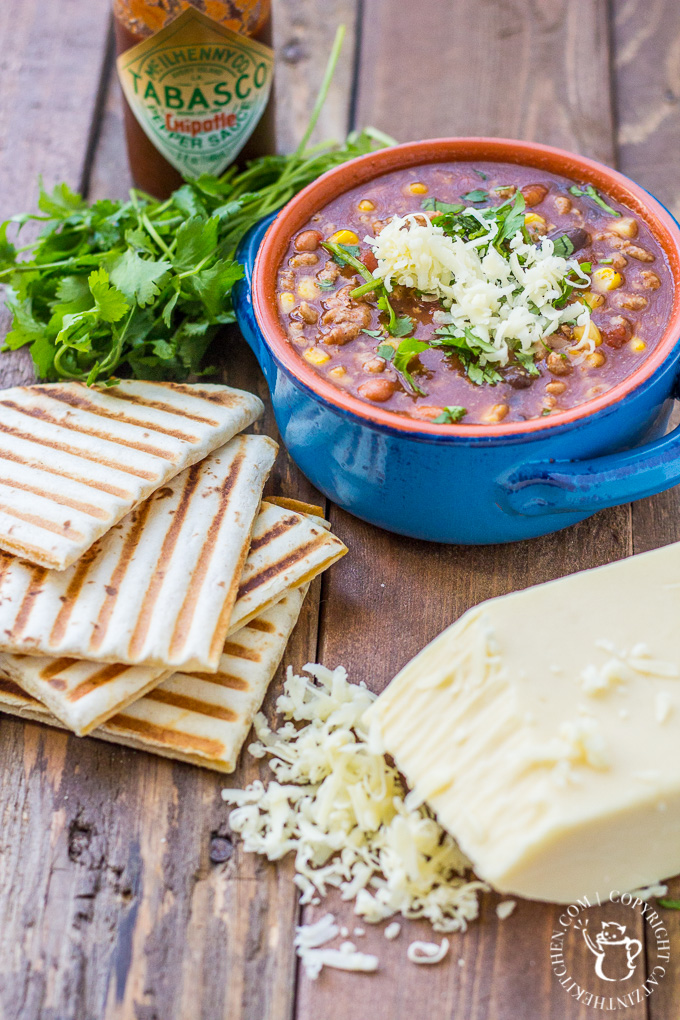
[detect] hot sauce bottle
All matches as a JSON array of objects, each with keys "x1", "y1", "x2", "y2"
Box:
[{"x1": 114, "y1": 0, "x2": 274, "y2": 197}]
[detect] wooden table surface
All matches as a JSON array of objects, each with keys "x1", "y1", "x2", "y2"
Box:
[{"x1": 1, "y1": 1, "x2": 680, "y2": 1017}]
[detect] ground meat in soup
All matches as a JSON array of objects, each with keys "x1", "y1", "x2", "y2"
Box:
[{"x1": 275, "y1": 162, "x2": 673, "y2": 425}]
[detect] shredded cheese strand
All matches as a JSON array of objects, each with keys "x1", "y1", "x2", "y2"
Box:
[{"x1": 223, "y1": 663, "x2": 487, "y2": 933}]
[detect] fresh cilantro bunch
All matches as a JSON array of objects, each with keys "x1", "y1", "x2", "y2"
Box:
[{"x1": 0, "y1": 27, "x2": 392, "y2": 384}]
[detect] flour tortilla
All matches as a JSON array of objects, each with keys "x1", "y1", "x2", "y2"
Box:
[
  {"x1": 228, "y1": 500, "x2": 347, "y2": 635},
  {"x1": 0, "y1": 501, "x2": 340, "y2": 735},
  {"x1": 0, "y1": 434, "x2": 277, "y2": 673},
  {"x1": 0, "y1": 381, "x2": 263, "y2": 570},
  {"x1": 0, "y1": 587, "x2": 308, "y2": 771}
]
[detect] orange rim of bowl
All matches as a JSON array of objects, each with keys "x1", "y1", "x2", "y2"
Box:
[{"x1": 252, "y1": 137, "x2": 680, "y2": 439}]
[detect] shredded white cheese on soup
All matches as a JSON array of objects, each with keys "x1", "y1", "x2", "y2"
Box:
[
  {"x1": 366, "y1": 214, "x2": 592, "y2": 368},
  {"x1": 223, "y1": 663, "x2": 486, "y2": 933}
]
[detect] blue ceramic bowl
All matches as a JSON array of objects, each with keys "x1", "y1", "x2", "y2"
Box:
[{"x1": 233, "y1": 138, "x2": 680, "y2": 544}]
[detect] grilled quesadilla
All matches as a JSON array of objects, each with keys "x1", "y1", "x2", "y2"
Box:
[
  {"x1": 0, "y1": 587, "x2": 308, "y2": 771},
  {"x1": 0, "y1": 381, "x2": 263, "y2": 570},
  {"x1": 0, "y1": 434, "x2": 277, "y2": 672}
]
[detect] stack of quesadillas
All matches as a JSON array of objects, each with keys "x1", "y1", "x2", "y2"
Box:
[{"x1": 0, "y1": 381, "x2": 347, "y2": 772}]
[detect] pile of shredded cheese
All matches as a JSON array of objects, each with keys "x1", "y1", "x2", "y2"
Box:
[
  {"x1": 366, "y1": 214, "x2": 593, "y2": 366},
  {"x1": 223, "y1": 663, "x2": 487, "y2": 933}
]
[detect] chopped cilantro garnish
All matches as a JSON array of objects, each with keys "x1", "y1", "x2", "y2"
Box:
[
  {"x1": 430, "y1": 324, "x2": 504, "y2": 386},
  {"x1": 551, "y1": 234, "x2": 575, "y2": 258},
  {"x1": 327, "y1": 242, "x2": 361, "y2": 266},
  {"x1": 460, "y1": 189, "x2": 489, "y2": 204},
  {"x1": 391, "y1": 314, "x2": 414, "y2": 337},
  {"x1": 362, "y1": 328, "x2": 384, "y2": 338},
  {"x1": 515, "y1": 350, "x2": 540, "y2": 377},
  {"x1": 432, "y1": 405, "x2": 467, "y2": 423},
  {"x1": 579, "y1": 261, "x2": 592, "y2": 273},
  {"x1": 658, "y1": 898, "x2": 680, "y2": 910},
  {"x1": 473, "y1": 169, "x2": 488, "y2": 181},
  {"x1": 568, "y1": 184, "x2": 621, "y2": 217},
  {"x1": 422, "y1": 198, "x2": 466, "y2": 215},
  {"x1": 380, "y1": 337, "x2": 429, "y2": 395},
  {"x1": 598, "y1": 257, "x2": 614, "y2": 265}
]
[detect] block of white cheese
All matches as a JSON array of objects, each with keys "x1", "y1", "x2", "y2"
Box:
[{"x1": 366, "y1": 544, "x2": 680, "y2": 904}]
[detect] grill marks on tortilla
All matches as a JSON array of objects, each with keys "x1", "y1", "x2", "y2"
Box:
[
  {"x1": 0, "y1": 421, "x2": 157, "y2": 480},
  {"x1": 127, "y1": 463, "x2": 205, "y2": 659},
  {"x1": 0, "y1": 448, "x2": 132, "y2": 499},
  {"x1": 238, "y1": 536, "x2": 328, "y2": 599},
  {"x1": 10, "y1": 567, "x2": 48, "y2": 640},
  {"x1": 108, "y1": 714, "x2": 226, "y2": 757},
  {"x1": 67, "y1": 663, "x2": 131, "y2": 702},
  {"x1": 0, "y1": 503, "x2": 85, "y2": 540},
  {"x1": 166, "y1": 451, "x2": 247, "y2": 661},
  {"x1": 0, "y1": 475, "x2": 110, "y2": 519},
  {"x1": 0, "y1": 381, "x2": 264, "y2": 572},
  {"x1": 42, "y1": 388, "x2": 200, "y2": 443},
  {"x1": 144, "y1": 688, "x2": 238, "y2": 722},
  {"x1": 1, "y1": 401, "x2": 178, "y2": 461},
  {"x1": 0, "y1": 588, "x2": 308, "y2": 769},
  {"x1": 248, "y1": 514, "x2": 300, "y2": 551},
  {"x1": 104, "y1": 388, "x2": 220, "y2": 425}
]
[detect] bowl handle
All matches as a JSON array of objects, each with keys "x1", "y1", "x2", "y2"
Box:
[
  {"x1": 497, "y1": 418, "x2": 680, "y2": 516},
  {"x1": 233, "y1": 212, "x2": 279, "y2": 385}
]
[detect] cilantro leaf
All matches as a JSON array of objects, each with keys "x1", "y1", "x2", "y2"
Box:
[
  {"x1": 109, "y1": 250, "x2": 171, "y2": 307},
  {"x1": 568, "y1": 184, "x2": 621, "y2": 217},
  {"x1": 422, "y1": 198, "x2": 465, "y2": 215},
  {"x1": 185, "y1": 259, "x2": 244, "y2": 319},
  {"x1": 391, "y1": 337, "x2": 430, "y2": 395},
  {"x1": 460, "y1": 189, "x2": 489, "y2": 203},
  {"x1": 432, "y1": 405, "x2": 467, "y2": 423},
  {"x1": 173, "y1": 216, "x2": 219, "y2": 272},
  {"x1": 2, "y1": 301, "x2": 46, "y2": 350},
  {"x1": 37, "y1": 180, "x2": 86, "y2": 220},
  {"x1": 514, "y1": 350, "x2": 540, "y2": 377},
  {"x1": 391, "y1": 314, "x2": 414, "y2": 338},
  {"x1": 362, "y1": 328, "x2": 384, "y2": 338},
  {"x1": 551, "y1": 234, "x2": 575, "y2": 258},
  {"x1": 0, "y1": 221, "x2": 16, "y2": 270},
  {"x1": 88, "y1": 268, "x2": 130, "y2": 323}
]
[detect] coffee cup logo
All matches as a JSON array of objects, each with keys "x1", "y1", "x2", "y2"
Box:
[{"x1": 581, "y1": 921, "x2": 642, "y2": 982}]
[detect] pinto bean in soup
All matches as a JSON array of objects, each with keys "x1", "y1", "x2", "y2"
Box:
[{"x1": 275, "y1": 162, "x2": 673, "y2": 425}]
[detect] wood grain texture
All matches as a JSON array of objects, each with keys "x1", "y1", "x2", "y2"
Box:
[
  {"x1": 297, "y1": 2, "x2": 649, "y2": 1018},
  {"x1": 271, "y1": 0, "x2": 360, "y2": 152},
  {"x1": 614, "y1": 2, "x2": 680, "y2": 1016}
]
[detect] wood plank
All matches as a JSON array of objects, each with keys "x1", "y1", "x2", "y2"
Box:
[
  {"x1": 0, "y1": 0, "x2": 112, "y2": 389},
  {"x1": 614, "y1": 2, "x2": 680, "y2": 1015},
  {"x1": 296, "y1": 2, "x2": 650, "y2": 1018}
]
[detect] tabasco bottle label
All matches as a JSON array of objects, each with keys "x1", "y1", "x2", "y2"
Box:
[{"x1": 116, "y1": 8, "x2": 274, "y2": 179}]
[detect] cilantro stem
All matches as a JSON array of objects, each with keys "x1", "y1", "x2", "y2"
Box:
[
  {"x1": 293, "y1": 25, "x2": 346, "y2": 160},
  {"x1": 321, "y1": 241, "x2": 373, "y2": 282},
  {"x1": 140, "y1": 212, "x2": 173, "y2": 256},
  {"x1": 0, "y1": 253, "x2": 108, "y2": 278},
  {"x1": 350, "y1": 278, "x2": 383, "y2": 298}
]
